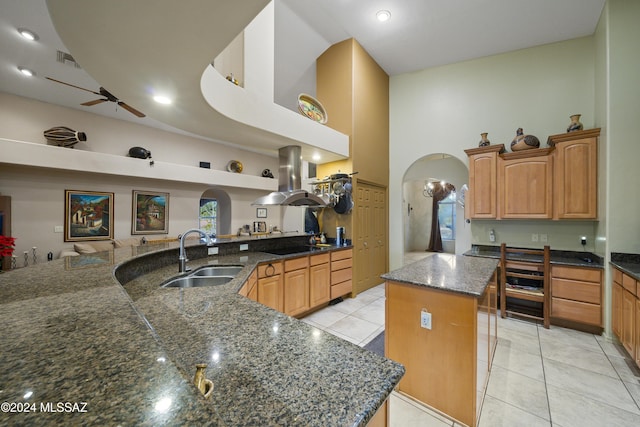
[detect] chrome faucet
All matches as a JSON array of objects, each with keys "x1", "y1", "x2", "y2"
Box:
[{"x1": 178, "y1": 228, "x2": 213, "y2": 273}]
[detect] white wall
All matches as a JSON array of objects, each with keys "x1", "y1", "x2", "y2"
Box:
[
  {"x1": 389, "y1": 37, "x2": 596, "y2": 269},
  {"x1": 0, "y1": 93, "x2": 291, "y2": 259}
]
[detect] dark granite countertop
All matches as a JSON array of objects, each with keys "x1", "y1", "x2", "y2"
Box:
[
  {"x1": 610, "y1": 253, "x2": 640, "y2": 281},
  {"x1": 381, "y1": 253, "x2": 499, "y2": 297},
  {"x1": 463, "y1": 245, "x2": 605, "y2": 269},
  {"x1": 0, "y1": 236, "x2": 402, "y2": 426}
]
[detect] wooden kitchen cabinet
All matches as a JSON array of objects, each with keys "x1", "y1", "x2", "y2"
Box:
[
  {"x1": 309, "y1": 253, "x2": 331, "y2": 308},
  {"x1": 257, "y1": 261, "x2": 283, "y2": 312},
  {"x1": 331, "y1": 249, "x2": 353, "y2": 299},
  {"x1": 498, "y1": 148, "x2": 554, "y2": 219},
  {"x1": 612, "y1": 281, "x2": 623, "y2": 338},
  {"x1": 612, "y1": 266, "x2": 638, "y2": 364},
  {"x1": 464, "y1": 145, "x2": 503, "y2": 219},
  {"x1": 636, "y1": 298, "x2": 640, "y2": 368},
  {"x1": 283, "y1": 256, "x2": 310, "y2": 317},
  {"x1": 239, "y1": 270, "x2": 258, "y2": 302},
  {"x1": 550, "y1": 265, "x2": 602, "y2": 329},
  {"x1": 548, "y1": 128, "x2": 599, "y2": 219},
  {"x1": 622, "y1": 288, "x2": 636, "y2": 357}
]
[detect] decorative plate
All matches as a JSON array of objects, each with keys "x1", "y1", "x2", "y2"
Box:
[
  {"x1": 227, "y1": 160, "x2": 243, "y2": 173},
  {"x1": 297, "y1": 93, "x2": 327, "y2": 124}
]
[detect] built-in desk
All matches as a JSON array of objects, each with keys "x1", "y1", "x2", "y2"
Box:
[{"x1": 382, "y1": 254, "x2": 498, "y2": 427}]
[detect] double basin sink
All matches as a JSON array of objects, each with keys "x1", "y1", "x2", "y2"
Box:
[{"x1": 161, "y1": 265, "x2": 243, "y2": 288}]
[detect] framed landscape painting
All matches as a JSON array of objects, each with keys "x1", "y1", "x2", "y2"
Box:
[
  {"x1": 132, "y1": 190, "x2": 169, "y2": 234},
  {"x1": 65, "y1": 190, "x2": 114, "y2": 242}
]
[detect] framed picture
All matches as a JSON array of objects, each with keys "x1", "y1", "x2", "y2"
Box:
[
  {"x1": 256, "y1": 208, "x2": 267, "y2": 218},
  {"x1": 64, "y1": 190, "x2": 114, "y2": 242},
  {"x1": 132, "y1": 190, "x2": 169, "y2": 234}
]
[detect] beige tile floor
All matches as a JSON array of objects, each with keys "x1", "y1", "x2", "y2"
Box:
[{"x1": 300, "y1": 251, "x2": 640, "y2": 427}]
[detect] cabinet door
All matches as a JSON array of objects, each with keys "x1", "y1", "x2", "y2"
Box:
[
  {"x1": 309, "y1": 262, "x2": 330, "y2": 308},
  {"x1": 612, "y1": 282, "x2": 623, "y2": 339},
  {"x1": 258, "y1": 275, "x2": 282, "y2": 312},
  {"x1": 283, "y1": 268, "x2": 309, "y2": 316},
  {"x1": 553, "y1": 135, "x2": 598, "y2": 219},
  {"x1": 622, "y1": 288, "x2": 636, "y2": 357},
  {"x1": 636, "y1": 298, "x2": 640, "y2": 368},
  {"x1": 498, "y1": 154, "x2": 553, "y2": 219},
  {"x1": 468, "y1": 152, "x2": 498, "y2": 218}
]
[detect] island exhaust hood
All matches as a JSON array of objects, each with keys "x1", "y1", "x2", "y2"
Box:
[{"x1": 252, "y1": 146, "x2": 327, "y2": 207}]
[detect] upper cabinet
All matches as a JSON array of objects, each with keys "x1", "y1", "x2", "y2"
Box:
[
  {"x1": 498, "y1": 148, "x2": 554, "y2": 219},
  {"x1": 548, "y1": 129, "x2": 600, "y2": 219},
  {"x1": 465, "y1": 129, "x2": 600, "y2": 220},
  {"x1": 464, "y1": 145, "x2": 504, "y2": 219}
]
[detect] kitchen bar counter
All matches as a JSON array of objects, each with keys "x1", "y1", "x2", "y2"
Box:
[{"x1": 0, "y1": 236, "x2": 403, "y2": 426}]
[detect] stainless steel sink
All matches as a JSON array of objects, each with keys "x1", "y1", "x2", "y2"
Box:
[
  {"x1": 190, "y1": 265, "x2": 243, "y2": 277},
  {"x1": 161, "y1": 275, "x2": 234, "y2": 288}
]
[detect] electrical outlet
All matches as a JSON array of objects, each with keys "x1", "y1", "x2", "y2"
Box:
[
  {"x1": 239, "y1": 244, "x2": 249, "y2": 251},
  {"x1": 420, "y1": 309, "x2": 432, "y2": 330},
  {"x1": 531, "y1": 233, "x2": 539, "y2": 242},
  {"x1": 208, "y1": 247, "x2": 219, "y2": 255},
  {"x1": 540, "y1": 234, "x2": 548, "y2": 243},
  {"x1": 581, "y1": 236, "x2": 587, "y2": 246},
  {"x1": 54, "y1": 225, "x2": 63, "y2": 233}
]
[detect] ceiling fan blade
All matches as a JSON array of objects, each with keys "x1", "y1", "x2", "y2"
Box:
[
  {"x1": 81, "y1": 99, "x2": 108, "y2": 106},
  {"x1": 46, "y1": 77, "x2": 101, "y2": 96},
  {"x1": 118, "y1": 101, "x2": 146, "y2": 118}
]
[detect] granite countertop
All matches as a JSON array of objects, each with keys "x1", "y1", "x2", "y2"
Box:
[
  {"x1": 464, "y1": 245, "x2": 605, "y2": 269},
  {"x1": 0, "y1": 237, "x2": 403, "y2": 426},
  {"x1": 381, "y1": 253, "x2": 499, "y2": 297},
  {"x1": 610, "y1": 253, "x2": 640, "y2": 281}
]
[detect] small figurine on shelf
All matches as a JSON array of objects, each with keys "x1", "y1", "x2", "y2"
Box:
[
  {"x1": 567, "y1": 114, "x2": 584, "y2": 132},
  {"x1": 478, "y1": 132, "x2": 490, "y2": 147},
  {"x1": 510, "y1": 128, "x2": 540, "y2": 151},
  {"x1": 226, "y1": 74, "x2": 239, "y2": 85}
]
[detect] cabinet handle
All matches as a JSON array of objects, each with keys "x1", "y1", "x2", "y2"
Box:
[
  {"x1": 363, "y1": 241, "x2": 368, "y2": 247},
  {"x1": 265, "y1": 263, "x2": 275, "y2": 276}
]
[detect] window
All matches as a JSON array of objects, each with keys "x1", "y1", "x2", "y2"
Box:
[
  {"x1": 438, "y1": 192, "x2": 456, "y2": 240},
  {"x1": 199, "y1": 199, "x2": 217, "y2": 237}
]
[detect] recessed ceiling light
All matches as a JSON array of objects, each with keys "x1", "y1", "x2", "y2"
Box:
[
  {"x1": 18, "y1": 28, "x2": 38, "y2": 41},
  {"x1": 312, "y1": 153, "x2": 321, "y2": 161},
  {"x1": 153, "y1": 95, "x2": 172, "y2": 105},
  {"x1": 18, "y1": 66, "x2": 35, "y2": 77},
  {"x1": 376, "y1": 10, "x2": 391, "y2": 22}
]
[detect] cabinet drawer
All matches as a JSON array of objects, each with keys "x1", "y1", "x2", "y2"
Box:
[
  {"x1": 551, "y1": 297, "x2": 601, "y2": 326},
  {"x1": 285, "y1": 256, "x2": 309, "y2": 272},
  {"x1": 310, "y1": 252, "x2": 330, "y2": 266},
  {"x1": 331, "y1": 268, "x2": 352, "y2": 285},
  {"x1": 552, "y1": 266, "x2": 601, "y2": 283},
  {"x1": 258, "y1": 262, "x2": 283, "y2": 278},
  {"x1": 552, "y1": 278, "x2": 601, "y2": 304},
  {"x1": 622, "y1": 273, "x2": 637, "y2": 295},
  {"x1": 331, "y1": 279, "x2": 352, "y2": 299},
  {"x1": 331, "y1": 249, "x2": 353, "y2": 262},
  {"x1": 332, "y1": 258, "x2": 352, "y2": 271},
  {"x1": 613, "y1": 268, "x2": 623, "y2": 285}
]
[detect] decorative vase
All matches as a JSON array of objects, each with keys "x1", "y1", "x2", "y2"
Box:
[
  {"x1": 43, "y1": 126, "x2": 87, "y2": 148},
  {"x1": 567, "y1": 114, "x2": 584, "y2": 132},
  {"x1": 478, "y1": 132, "x2": 490, "y2": 147},
  {"x1": 510, "y1": 128, "x2": 540, "y2": 151}
]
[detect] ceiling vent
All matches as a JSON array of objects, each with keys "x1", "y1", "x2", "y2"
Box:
[{"x1": 56, "y1": 50, "x2": 81, "y2": 69}]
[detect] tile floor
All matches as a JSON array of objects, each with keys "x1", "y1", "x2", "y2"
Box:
[{"x1": 300, "y1": 252, "x2": 640, "y2": 427}]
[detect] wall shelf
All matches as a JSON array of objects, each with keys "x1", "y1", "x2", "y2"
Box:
[{"x1": 0, "y1": 138, "x2": 278, "y2": 192}]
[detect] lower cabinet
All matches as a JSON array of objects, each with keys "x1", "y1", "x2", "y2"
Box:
[
  {"x1": 550, "y1": 265, "x2": 602, "y2": 328},
  {"x1": 283, "y1": 257, "x2": 310, "y2": 317},
  {"x1": 240, "y1": 270, "x2": 258, "y2": 302},
  {"x1": 331, "y1": 249, "x2": 353, "y2": 299},
  {"x1": 612, "y1": 266, "x2": 638, "y2": 367},
  {"x1": 257, "y1": 261, "x2": 283, "y2": 312},
  {"x1": 309, "y1": 253, "x2": 331, "y2": 308}
]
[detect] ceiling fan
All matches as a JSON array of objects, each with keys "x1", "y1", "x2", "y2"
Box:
[{"x1": 45, "y1": 77, "x2": 145, "y2": 118}]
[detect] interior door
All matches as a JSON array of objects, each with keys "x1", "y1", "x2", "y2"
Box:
[{"x1": 354, "y1": 182, "x2": 387, "y2": 295}]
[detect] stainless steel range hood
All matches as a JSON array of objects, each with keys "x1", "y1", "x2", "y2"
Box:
[{"x1": 252, "y1": 146, "x2": 327, "y2": 206}]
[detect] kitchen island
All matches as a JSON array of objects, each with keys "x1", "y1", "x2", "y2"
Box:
[
  {"x1": 382, "y1": 253, "x2": 499, "y2": 427},
  {"x1": 0, "y1": 235, "x2": 404, "y2": 426}
]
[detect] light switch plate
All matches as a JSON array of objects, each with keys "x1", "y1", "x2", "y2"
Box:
[
  {"x1": 239, "y1": 244, "x2": 249, "y2": 251},
  {"x1": 54, "y1": 225, "x2": 63, "y2": 233},
  {"x1": 208, "y1": 247, "x2": 218, "y2": 255}
]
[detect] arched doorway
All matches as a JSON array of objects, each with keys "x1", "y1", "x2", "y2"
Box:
[
  {"x1": 200, "y1": 188, "x2": 232, "y2": 236},
  {"x1": 402, "y1": 153, "x2": 470, "y2": 262}
]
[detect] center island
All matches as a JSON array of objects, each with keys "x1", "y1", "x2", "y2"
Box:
[{"x1": 381, "y1": 253, "x2": 499, "y2": 427}]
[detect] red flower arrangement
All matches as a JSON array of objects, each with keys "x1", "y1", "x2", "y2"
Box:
[{"x1": 0, "y1": 235, "x2": 16, "y2": 257}]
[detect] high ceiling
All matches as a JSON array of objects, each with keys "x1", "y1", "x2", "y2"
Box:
[{"x1": 0, "y1": 0, "x2": 605, "y2": 157}]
